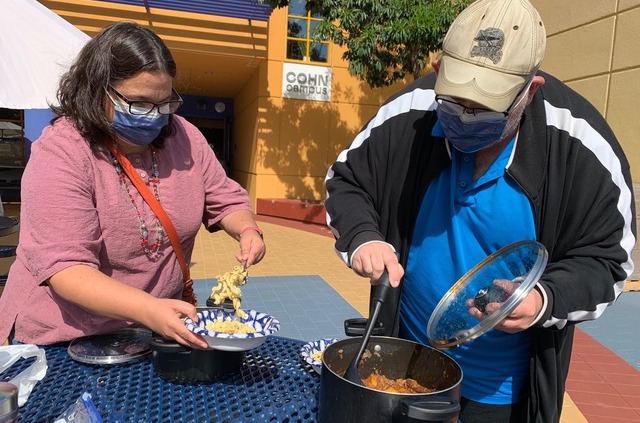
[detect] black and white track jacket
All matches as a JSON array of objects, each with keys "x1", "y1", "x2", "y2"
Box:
[{"x1": 325, "y1": 71, "x2": 636, "y2": 423}]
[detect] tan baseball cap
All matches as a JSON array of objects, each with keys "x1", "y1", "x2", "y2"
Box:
[{"x1": 434, "y1": 0, "x2": 546, "y2": 112}]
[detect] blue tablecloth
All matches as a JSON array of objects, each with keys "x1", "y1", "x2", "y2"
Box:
[{"x1": 2, "y1": 336, "x2": 321, "y2": 422}]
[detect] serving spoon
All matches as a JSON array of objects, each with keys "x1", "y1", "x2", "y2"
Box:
[{"x1": 343, "y1": 270, "x2": 392, "y2": 385}]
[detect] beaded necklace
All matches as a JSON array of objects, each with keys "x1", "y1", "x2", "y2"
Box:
[{"x1": 111, "y1": 149, "x2": 165, "y2": 258}]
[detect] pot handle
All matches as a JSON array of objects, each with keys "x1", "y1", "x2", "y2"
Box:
[
  {"x1": 394, "y1": 396, "x2": 460, "y2": 422},
  {"x1": 148, "y1": 336, "x2": 191, "y2": 353},
  {"x1": 205, "y1": 298, "x2": 236, "y2": 310},
  {"x1": 343, "y1": 318, "x2": 387, "y2": 337}
]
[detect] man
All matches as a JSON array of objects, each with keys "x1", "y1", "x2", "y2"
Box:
[{"x1": 324, "y1": 0, "x2": 636, "y2": 422}]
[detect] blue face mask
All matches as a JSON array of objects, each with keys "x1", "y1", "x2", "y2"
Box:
[
  {"x1": 111, "y1": 101, "x2": 169, "y2": 145},
  {"x1": 436, "y1": 107, "x2": 507, "y2": 153}
]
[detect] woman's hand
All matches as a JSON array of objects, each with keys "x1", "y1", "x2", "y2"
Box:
[
  {"x1": 48, "y1": 265, "x2": 209, "y2": 348},
  {"x1": 236, "y1": 229, "x2": 266, "y2": 268},
  {"x1": 140, "y1": 298, "x2": 209, "y2": 349},
  {"x1": 217, "y1": 210, "x2": 266, "y2": 269}
]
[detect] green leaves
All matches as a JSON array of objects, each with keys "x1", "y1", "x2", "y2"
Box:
[{"x1": 264, "y1": 0, "x2": 472, "y2": 87}]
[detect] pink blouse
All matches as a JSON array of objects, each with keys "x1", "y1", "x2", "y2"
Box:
[{"x1": 0, "y1": 115, "x2": 251, "y2": 344}]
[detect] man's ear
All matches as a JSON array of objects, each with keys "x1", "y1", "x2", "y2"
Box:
[
  {"x1": 431, "y1": 59, "x2": 441, "y2": 75},
  {"x1": 525, "y1": 75, "x2": 546, "y2": 105}
]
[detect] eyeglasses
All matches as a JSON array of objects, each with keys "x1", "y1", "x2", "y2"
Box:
[
  {"x1": 435, "y1": 79, "x2": 533, "y2": 121},
  {"x1": 435, "y1": 96, "x2": 507, "y2": 120},
  {"x1": 107, "y1": 85, "x2": 183, "y2": 115}
]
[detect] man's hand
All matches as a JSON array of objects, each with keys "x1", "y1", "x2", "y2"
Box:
[
  {"x1": 351, "y1": 241, "x2": 404, "y2": 287},
  {"x1": 466, "y1": 280, "x2": 544, "y2": 333}
]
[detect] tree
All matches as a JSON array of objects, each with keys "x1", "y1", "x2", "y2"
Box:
[{"x1": 264, "y1": 0, "x2": 472, "y2": 88}]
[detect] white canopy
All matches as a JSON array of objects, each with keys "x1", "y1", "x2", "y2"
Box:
[{"x1": 0, "y1": 0, "x2": 90, "y2": 109}]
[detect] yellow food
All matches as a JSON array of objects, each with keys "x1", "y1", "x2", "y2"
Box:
[
  {"x1": 210, "y1": 265, "x2": 248, "y2": 317},
  {"x1": 311, "y1": 350, "x2": 323, "y2": 361},
  {"x1": 205, "y1": 319, "x2": 256, "y2": 334}
]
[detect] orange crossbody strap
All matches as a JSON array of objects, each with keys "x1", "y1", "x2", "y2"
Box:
[{"x1": 107, "y1": 141, "x2": 197, "y2": 306}]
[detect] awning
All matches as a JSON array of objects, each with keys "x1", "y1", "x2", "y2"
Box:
[{"x1": 0, "y1": 0, "x2": 90, "y2": 109}]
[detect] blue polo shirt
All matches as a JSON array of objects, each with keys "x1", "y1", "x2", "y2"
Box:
[{"x1": 399, "y1": 124, "x2": 536, "y2": 404}]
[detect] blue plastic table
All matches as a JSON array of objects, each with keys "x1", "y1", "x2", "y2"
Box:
[{"x1": 2, "y1": 336, "x2": 321, "y2": 422}]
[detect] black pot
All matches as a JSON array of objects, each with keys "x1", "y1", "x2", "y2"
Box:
[
  {"x1": 148, "y1": 336, "x2": 244, "y2": 384},
  {"x1": 319, "y1": 337, "x2": 462, "y2": 423}
]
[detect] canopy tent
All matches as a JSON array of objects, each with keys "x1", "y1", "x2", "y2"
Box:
[{"x1": 0, "y1": 0, "x2": 90, "y2": 109}]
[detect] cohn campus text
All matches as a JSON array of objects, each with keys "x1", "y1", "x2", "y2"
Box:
[{"x1": 284, "y1": 71, "x2": 330, "y2": 95}]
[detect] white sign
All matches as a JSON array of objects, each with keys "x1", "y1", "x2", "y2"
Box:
[{"x1": 282, "y1": 62, "x2": 332, "y2": 102}]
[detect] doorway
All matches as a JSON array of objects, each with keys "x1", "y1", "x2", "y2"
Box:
[
  {"x1": 178, "y1": 95, "x2": 234, "y2": 176},
  {"x1": 185, "y1": 116, "x2": 233, "y2": 175}
]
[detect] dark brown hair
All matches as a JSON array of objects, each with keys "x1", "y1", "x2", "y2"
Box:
[{"x1": 51, "y1": 21, "x2": 177, "y2": 149}]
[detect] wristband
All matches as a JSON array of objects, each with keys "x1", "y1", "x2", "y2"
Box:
[{"x1": 239, "y1": 226, "x2": 263, "y2": 239}]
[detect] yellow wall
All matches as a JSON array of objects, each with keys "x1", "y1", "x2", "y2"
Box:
[
  {"x1": 531, "y1": 0, "x2": 640, "y2": 182},
  {"x1": 238, "y1": 2, "x2": 639, "y2": 208},
  {"x1": 232, "y1": 7, "x2": 402, "y2": 207},
  {"x1": 45, "y1": 1, "x2": 638, "y2": 208}
]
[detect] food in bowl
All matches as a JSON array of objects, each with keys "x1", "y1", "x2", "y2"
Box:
[
  {"x1": 185, "y1": 309, "x2": 280, "y2": 351},
  {"x1": 205, "y1": 319, "x2": 256, "y2": 334},
  {"x1": 210, "y1": 265, "x2": 248, "y2": 317},
  {"x1": 361, "y1": 371, "x2": 434, "y2": 394},
  {"x1": 300, "y1": 338, "x2": 338, "y2": 374}
]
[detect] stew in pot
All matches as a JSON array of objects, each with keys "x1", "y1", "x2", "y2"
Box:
[{"x1": 362, "y1": 371, "x2": 434, "y2": 394}]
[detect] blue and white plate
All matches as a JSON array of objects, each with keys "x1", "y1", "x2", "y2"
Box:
[
  {"x1": 300, "y1": 338, "x2": 338, "y2": 374},
  {"x1": 184, "y1": 309, "x2": 280, "y2": 352}
]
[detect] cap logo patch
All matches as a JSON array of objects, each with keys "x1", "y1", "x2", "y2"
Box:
[{"x1": 470, "y1": 28, "x2": 504, "y2": 64}]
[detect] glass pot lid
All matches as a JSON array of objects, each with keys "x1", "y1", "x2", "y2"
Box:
[
  {"x1": 427, "y1": 240, "x2": 548, "y2": 349},
  {"x1": 68, "y1": 328, "x2": 152, "y2": 365}
]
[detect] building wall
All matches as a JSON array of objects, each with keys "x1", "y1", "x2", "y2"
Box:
[
  {"x1": 232, "y1": 7, "x2": 402, "y2": 207},
  {"x1": 239, "y1": 2, "x2": 639, "y2": 208},
  {"x1": 40, "y1": 1, "x2": 638, "y2": 210},
  {"x1": 531, "y1": 0, "x2": 640, "y2": 182}
]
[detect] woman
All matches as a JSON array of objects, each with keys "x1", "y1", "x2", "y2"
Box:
[{"x1": 0, "y1": 22, "x2": 265, "y2": 348}]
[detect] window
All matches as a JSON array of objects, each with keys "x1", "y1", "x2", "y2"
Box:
[
  {"x1": 286, "y1": 0, "x2": 329, "y2": 64},
  {"x1": 0, "y1": 108, "x2": 25, "y2": 167}
]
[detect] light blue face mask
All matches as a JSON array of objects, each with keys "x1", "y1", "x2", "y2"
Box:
[
  {"x1": 435, "y1": 107, "x2": 507, "y2": 153},
  {"x1": 435, "y1": 78, "x2": 533, "y2": 153},
  {"x1": 111, "y1": 101, "x2": 169, "y2": 145}
]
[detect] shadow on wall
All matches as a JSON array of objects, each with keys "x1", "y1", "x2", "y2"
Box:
[{"x1": 260, "y1": 80, "x2": 391, "y2": 202}]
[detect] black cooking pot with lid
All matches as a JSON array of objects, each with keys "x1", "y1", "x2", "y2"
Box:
[
  {"x1": 148, "y1": 335, "x2": 244, "y2": 384},
  {"x1": 319, "y1": 337, "x2": 462, "y2": 423},
  {"x1": 148, "y1": 304, "x2": 246, "y2": 384},
  {"x1": 320, "y1": 241, "x2": 548, "y2": 422}
]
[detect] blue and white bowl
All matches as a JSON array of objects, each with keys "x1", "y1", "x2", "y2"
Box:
[
  {"x1": 184, "y1": 309, "x2": 280, "y2": 352},
  {"x1": 300, "y1": 338, "x2": 338, "y2": 374}
]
